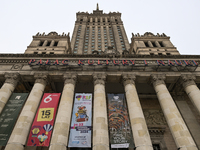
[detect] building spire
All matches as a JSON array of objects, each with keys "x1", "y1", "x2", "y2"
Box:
[{"x1": 96, "y1": 3, "x2": 99, "y2": 10}]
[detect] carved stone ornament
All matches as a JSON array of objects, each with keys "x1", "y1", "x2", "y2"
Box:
[
  {"x1": 122, "y1": 74, "x2": 136, "y2": 86},
  {"x1": 34, "y1": 73, "x2": 48, "y2": 85},
  {"x1": 180, "y1": 74, "x2": 196, "y2": 88},
  {"x1": 150, "y1": 74, "x2": 166, "y2": 87},
  {"x1": 93, "y1": 73, "x2": 106, "y2": 86},
  {"x1": 144, "y1": 109, "x2": 167, "y2": 125},
  {"x1": 4, "y1": 72, "x2": 20, "y2": 87},
  {"x1": 63, "y1": 73, "x2": 77, "y2": 85}
]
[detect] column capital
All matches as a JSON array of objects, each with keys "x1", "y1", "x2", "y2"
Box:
[
  {"x1": 63, "y1": 73, "x2": 77, "y2": 85},
  {"x1": 122, "y1": 73, "x2": 136, "y2": 86},
  {"x1": 151, "y1": 74, "x2": 166, "y2": 87},
  {"x1": 4, "y1": 72, "x2": 20, "y2": 87},
  {"x1": 93, "y1": 73, "x2": 106, "y2": 86},
  {"x1": 34, "y1": 73, "x2": 48, "y2": 85},
  {"x1": 180, "y1": 74, "x2": 196, "y2": 88}
]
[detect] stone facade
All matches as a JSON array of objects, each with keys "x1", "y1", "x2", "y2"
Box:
[{"x1": 0, "y1": 4, "x2": 200, "y2": 150}]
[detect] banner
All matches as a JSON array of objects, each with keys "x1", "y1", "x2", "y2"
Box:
[
  {"x1": 68, "y1": 93, "x2": 92, "y2": 147},
  {"x1": 107, "y1": 94, "x2": 134, "y2": 148},
  {"x1": 0, "y1": 93, "x2": 28, "y2": 146},
  {"x1": 27, "y1": 93, "x2": 61, "y2": 146}
]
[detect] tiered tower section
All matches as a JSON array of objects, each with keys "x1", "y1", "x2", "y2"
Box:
[
  {"x1": 130, "y1": 32, "x2": 180, "y2": 55},
  {"x1": 25, "y1": 32, "x2": 71, "y2": 54},
  {"x1": 70, "y1": 4, "x2": 130, "y2": 55}
]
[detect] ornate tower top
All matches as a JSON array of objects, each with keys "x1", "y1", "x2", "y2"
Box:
[{"x1": 96, "y1": 3, "x2": 99, "y2": 10}]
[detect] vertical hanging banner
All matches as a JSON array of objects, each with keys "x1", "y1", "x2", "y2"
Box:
[
  {"x1": 107, "y1": 94, "x2": 134, "y2": 148},
  {"x1": 68, "y1": 93, "x2": 92, "y2": 147},
  {"x1": 27, "y1": 93, "x2": 61, "y2": 147},
  {"x1": 0, "y1": 93, "x2": 28, "y2": 146}
]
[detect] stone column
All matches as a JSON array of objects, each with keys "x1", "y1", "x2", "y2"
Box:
[
  {"x1": 151, "y1": 74, "x2": 198, "y2": 150},
  {"x1": 5, "y1": 73, "x2": 48, "y2": 150},
  {"x1": 147, "y1": 41, "x2": 153, "y2": 47},
  {"x1": 0, "y1": 73, "x2": 19, "y2": 114},
  {"x1": 50, "y1": 40, "x2": 55, "y2": 47},
  {"x1": 49, "y1": 73, "x2": 77, "y2": 150},
  {"x1": 93, "y1": 73, "x2": 109, "y2": 150},
  {"x1": 42, "y1": 40, "x2": 48, "y2": 46},
  {"x1": 123, "y1": 74, "x2": 153, "y2": 150},
  {"x1": 181, "y1": 74, "x2": 200, "y2": 114},
  {"x1": 155, "y1": 41, "x2": 161, "y2": 47}
]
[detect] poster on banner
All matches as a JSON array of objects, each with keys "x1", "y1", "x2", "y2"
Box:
[
  {"x1": 0, "y1": 93, "x2": 28, "y2": 146},
  {"x1": 107, "y1": 94, "x2": 134, "y2": 148},
  {"x1": 68, "y1": 93, "x2": 92, "y2": 147},
  {"x1": 27, "y1": 93, "x2": 61, "y2": 147}
]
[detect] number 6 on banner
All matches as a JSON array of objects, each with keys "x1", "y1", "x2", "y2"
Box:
[{"x1": 44, "y1": 95, "x2": 52, "y2": 103}]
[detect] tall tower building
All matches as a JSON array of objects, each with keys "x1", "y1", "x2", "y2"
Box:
[{"x1": 71, "y1": 4, "x2": 130, "y2": 55}]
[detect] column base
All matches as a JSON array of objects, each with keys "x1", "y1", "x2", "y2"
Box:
[
  {"x1": 93, "y1": 144, "x2": 109, "y2": 150},
  {"x1": 49, "y1": 144, "x2": 66, "y2": 150},
  {"x1": 5, "y1": 143, "x2": 24, "y2": 150},
  {"x1": 135, "y1": 145, "x2": 153, "y2": 150}
]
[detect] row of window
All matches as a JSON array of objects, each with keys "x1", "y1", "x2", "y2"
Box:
[
  {"x1": 150, "y1": 53, "x2": 171, "y2": 56},
  {"x1": 79, "y1": 18, "x2": 118, "y2": 23},
  {"x1": 39, "y1": 40, "x2": 58, "y2": 47},
  {"x1": 74, "y1": 26, "x2": 82, "y2": 53},
  {"x1": 80, "y1": 26, "x2": 115, "y2": 54},
  {"x1": 117, "y1": 26, "x2": 125, "y2": 50},
  {"x1": 144, "y1": 41, "x2": 164, "y2": 48},
  {"x1": 34, "y1": 52, "x2": 54, "y2": 54}
]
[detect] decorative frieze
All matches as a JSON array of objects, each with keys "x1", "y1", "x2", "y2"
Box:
[{"x1": 144, "y1": 110, "x2": 167, "y2": 125}]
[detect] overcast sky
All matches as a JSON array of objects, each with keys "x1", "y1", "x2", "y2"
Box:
[{"x1": 1, "y1": 0, "x2": 200, "y2": 54}]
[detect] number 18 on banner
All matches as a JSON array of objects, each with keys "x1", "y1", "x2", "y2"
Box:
[{"x1": 27, "y1": 93, "x2": 61, "y2": 147}]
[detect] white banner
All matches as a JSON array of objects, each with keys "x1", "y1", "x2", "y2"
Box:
[{"x1": 68, "y1": 93, "x2": 92, "y2": 147}]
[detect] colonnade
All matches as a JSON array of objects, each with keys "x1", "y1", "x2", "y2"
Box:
[{"x1": 0, "y1": 73, "x2": 199, "y2": 150}]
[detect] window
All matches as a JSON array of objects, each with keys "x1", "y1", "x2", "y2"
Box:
[
  {"x1": 34, "y1": 52, "x2": 38, "y2": 54},
  {"x1": 158, "y1": 53, "x2": 162, "y2": 55},
  {"x1": 53, "y1": 41, "x2": 58, "y2": 46},
  {"x1": 39, "y1": 41, "x2": 44, "y2": 46},
  {"x1": 159, "y1": 41, "x2": 164, "y2": 47},
  {"x1": 42, "y1": 52, "x2": 46, "y2": 54},
  {"x1": 152, "y1": 42, "x2": 157, "y2": 47},
  {"x1": 144, "y1": 42, "x2": 149, "y2": 47},
  {"x1": 50, "y1": 52, "x2": 54, "y2": 54},
  {"x1": 166, "y1": 53, "x2": 171, "y2": 55},
  {"x1": 153, "y1": 144, "x2": 161, "y2": 150}
]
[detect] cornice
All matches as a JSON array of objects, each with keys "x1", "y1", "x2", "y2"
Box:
[{"x1": 0, "y1": 54, "x2": 200, "y2": 59}]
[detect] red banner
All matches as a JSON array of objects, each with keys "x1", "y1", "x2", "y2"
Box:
[{"x1": 27, "y1": 93, "x2": 61, "y2": 146}]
